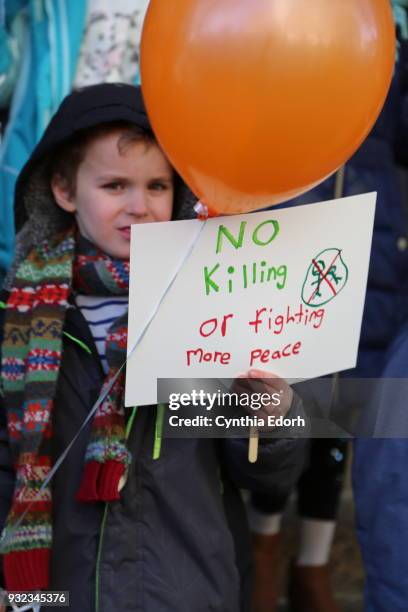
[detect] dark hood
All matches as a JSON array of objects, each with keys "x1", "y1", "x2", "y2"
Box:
[{"x1": 5, "y1": 83, "x2": 197, "y2": 289}]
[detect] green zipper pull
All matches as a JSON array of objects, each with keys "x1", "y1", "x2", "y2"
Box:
[
  {"x1": 0, "y1": 301, "x2": 6, "y2": 309},
  {"x1": 62, "y1": 331, "x2": 92, "y2": 355},
  {"x1": 126, "y1": 407, "x2": 138, "y2": 439},
  {"x1": 153, "y1": 403, "x2": 165, "y2": 460}
]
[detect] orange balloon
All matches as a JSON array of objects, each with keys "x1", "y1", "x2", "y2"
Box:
[{"x1": 141, "y1": 0, "x2": 395, "y2": 215}]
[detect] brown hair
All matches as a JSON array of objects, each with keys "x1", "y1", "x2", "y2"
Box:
[{"x1": 48, "y1": 121, "x2": 156, "y2": 197}]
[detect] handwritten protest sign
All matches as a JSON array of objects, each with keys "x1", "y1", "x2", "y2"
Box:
[{"x1": 125, "y1": 193, "x2": 376, "y2": 406}]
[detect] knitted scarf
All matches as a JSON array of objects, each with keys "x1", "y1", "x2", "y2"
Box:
[{"x1": 0, "y1": 227, "x2": 131, "y2": 591}]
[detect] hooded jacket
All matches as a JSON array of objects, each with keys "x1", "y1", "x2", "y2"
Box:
[{"x1": 0, "y1": 83, "x2": 305, "y2": 611}]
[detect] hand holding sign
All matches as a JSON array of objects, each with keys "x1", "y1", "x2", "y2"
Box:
[
  {"x1": 234, "y1": 369, "x2": 294, "y2": 462},
  {"x1": 234, "y1": 370, "x2": 294, "y2": 424}
]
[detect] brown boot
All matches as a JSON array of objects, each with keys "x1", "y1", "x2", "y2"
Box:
[
  {"x1": 252, "y1": 532, "x2": 282, "y2": 612},
  {"x1": 288, "y1": 562, "x2": 341, "y2": 612}
]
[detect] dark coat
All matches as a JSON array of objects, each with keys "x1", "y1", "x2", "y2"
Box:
[{"x1": 0, "y1": 293, "x2": 305, "y2": 612}]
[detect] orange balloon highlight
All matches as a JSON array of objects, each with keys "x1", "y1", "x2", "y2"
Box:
[{"x1": 141, "y1": 0, "x2": 395, "y2": 215}]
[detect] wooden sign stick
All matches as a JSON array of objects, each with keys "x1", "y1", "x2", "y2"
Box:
[{"x1": 248, "y1": 427, "x2": 259, "y2": 463}]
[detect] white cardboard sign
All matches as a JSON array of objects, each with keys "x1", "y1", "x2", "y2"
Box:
[{"x1": 125, "y1": 193, "x2": 376, "y2": 406}]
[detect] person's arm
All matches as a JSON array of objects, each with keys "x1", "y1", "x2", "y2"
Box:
[{"x1": 391, "y1": 5, "x2": 408, "y2": 164}]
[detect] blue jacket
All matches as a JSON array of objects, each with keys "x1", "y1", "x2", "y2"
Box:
[
  {"x1": 350, "y1": 10, "x2": 408, "y2": 612},
  {"x1": 0, "y1": 0, "x2": 88, "y2": 280},
  {"x1": 352, "y1": 324, "x2": 408, "y2": 611}
]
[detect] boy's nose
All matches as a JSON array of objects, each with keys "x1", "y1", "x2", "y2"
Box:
[{"x1": 124, "y1": 191, "x2": 149, "y2": 217}]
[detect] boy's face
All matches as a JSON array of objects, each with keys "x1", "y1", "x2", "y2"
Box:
[{"x1": 52, "y1": 130, "x2": 174, "y2": 259}]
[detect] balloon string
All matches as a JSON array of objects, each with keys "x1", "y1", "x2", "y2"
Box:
[
  {"x1": 0, "y1": 220, "x2": 207, "y2": 553},
  {"x1": 334, "y1": 166, "x2": 346, "y2": 199}
]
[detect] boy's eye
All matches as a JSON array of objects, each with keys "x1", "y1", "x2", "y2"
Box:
[
  {"x1": 149, "y1": 181, "x2": 170, "y2": 191},
  {"x1": 102, "y1": 181, "x2": 125, "y2": 192}
]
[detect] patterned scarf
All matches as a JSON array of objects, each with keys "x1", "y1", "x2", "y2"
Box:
[{"x1": 0, "y1": 227, "x2": 131, "y2": 591}]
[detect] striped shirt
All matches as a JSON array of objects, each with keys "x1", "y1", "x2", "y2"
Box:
[{"x1": 75, "y1": 295, "x2": 128, "y2": 373}]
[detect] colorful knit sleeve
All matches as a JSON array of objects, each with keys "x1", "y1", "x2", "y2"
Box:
[{"x1": 0, "y1": 316, "x2": 15, "y2": 588}]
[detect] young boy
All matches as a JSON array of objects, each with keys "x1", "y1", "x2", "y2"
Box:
[{"x1": 0, "y1": 83, "x2": 304, "y2": 612}]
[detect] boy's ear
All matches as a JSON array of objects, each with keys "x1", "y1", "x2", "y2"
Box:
[{"x1": 51, "y1": 174, "x2": 76, "y2": 213}]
